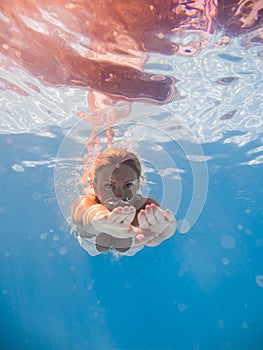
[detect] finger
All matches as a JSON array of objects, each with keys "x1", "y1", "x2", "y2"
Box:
[
  {"x1": 111, "y1": 207, "x2": 135, "y2": 224},
  {"x1": 122, "y1": 206, "x2": 136, "y2": 215},
  {"x1": 145, "y1": 205, "x2": 157, "y2": 225},
  {"x1": 123, "y1": 209, "x2": 136, "y2": 225},
  {"x1": 165, "y1": 209, "x2": 176, "y2": 223},
  {"x1": 117, "y1": 206, "x2": 136, "y2": 224},
  {"x1": 115, "y1": 211, "x2": 130, "y2": 224},
  {"x1": 153, "y1": 206, "x2": 166, "y2": 223},
  {"x1": 111, "y1": 206, "x2": 134, "y2": 214},
  {"x1": 120, "y1": 206, "x2": 131, "y2": 215},
  {"x1": 122, "y1": 206, "x2": 136, "y2": 224},
  {"x1": 107, "y1": 207, "x2": 123, "y2": 223},
  {"x1": 138, "y1": 211, "x2": 150, "y2": 229},
  {"x1": 113, "y1": 206, "x2": 129, "y2": 223}
]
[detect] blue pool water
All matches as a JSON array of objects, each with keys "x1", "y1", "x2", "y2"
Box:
[
  {"x1": 1, "y1": 2, "x2": 263, "y2": 350},
  {"x1": 1, "y1": 129, "x2": 263, "y2": 350}
]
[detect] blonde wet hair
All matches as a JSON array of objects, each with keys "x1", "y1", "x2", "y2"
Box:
[{"x1": 83, "y1": 148, "x2": 142, "y2": 186}]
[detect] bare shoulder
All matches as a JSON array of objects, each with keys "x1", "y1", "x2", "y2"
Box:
[
  {"x1": 81, "y1": 195, "x2": 99, "y2": 208},
  {"x1": 71, "y1": 195, "x2": 99, "y2": 224},
  {"x1": 73, "y1": 195, "x2": 98, "y2": 209},
  {"x1": 145, "y1": 197, "x2": 160, "y2": 206}
]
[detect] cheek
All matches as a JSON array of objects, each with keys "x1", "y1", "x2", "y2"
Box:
[
  {"x1": 133, "y1": 183, "x2": 140, "y2": 194},
  {"x1": 97, "y1": 188, "x2": 112, "y2": 200},
  {"x1": 126, "y1": 186, "x2": 138, "y2": 198},
  {"x1": 97, "y1": 187, "x2": 117, "y2": 202},
  {"x1": 94, "y1": 184, "x2": 106, "y2": 200}
]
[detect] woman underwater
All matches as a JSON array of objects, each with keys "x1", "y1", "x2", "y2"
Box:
[{"x1": 72, "y1": 148, "x2": 176, "y2": 256}]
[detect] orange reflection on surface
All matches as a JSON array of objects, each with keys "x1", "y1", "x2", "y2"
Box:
[{"x1": 1, "y1": 0, "x2": 262, "y2": 103}]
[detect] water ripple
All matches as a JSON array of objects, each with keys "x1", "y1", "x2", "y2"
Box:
[{"x1": 0, "y1": 1, "x2": 262, "y2": 165}]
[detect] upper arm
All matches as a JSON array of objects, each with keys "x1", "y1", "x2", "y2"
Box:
[
  {"x1": 71, "y1": 197, "x2": 97, "y2": 225},
  {"x1": 71, "y1": 196, "x2": 110, "y2": 233}
]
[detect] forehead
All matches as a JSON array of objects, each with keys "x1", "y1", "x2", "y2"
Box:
[{"x1": 96, "y1": 163, "x2": 138, "y2": 182}]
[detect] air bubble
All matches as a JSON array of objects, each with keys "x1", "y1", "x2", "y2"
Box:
[
  {"x1": 256, "y1": 239, "x2": 263, "y2": 247},
  {"x1": 152, "y1": 145, "x2": 162, "y2": 151},
  {"x1": 217, "y1": 76, "x2": 238, "y2": 85},
  {"x1": 178, "y1": 270, "x2": 184, "y2": 277},
  {"x1": 87, "y1": 283, "x2": 93, "y2": 291},
  {"x1": 178, "y1": 303, "x2": 187, "y2": 312},
  {"x1": 59, "y1": 246, "x2": 67, "y2": 255},
  {"x1": 12, "y1": 164, "x2": 25, "y2": 172},
  {"x1": 222, "y1": 257, "x2": 229, "y2": 265},
  {"x1": 245, "y1": 229, "x2": 252, "y2": 235},
  {"x1": 32, "y1": 192, "x2": 41, "y2": 200},
  {"x1": 221, "y1": 235, "x2": 236, "y2": 249}
]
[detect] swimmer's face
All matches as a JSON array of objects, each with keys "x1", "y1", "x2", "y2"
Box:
[{"x1": 94, "y1": 163, "x2": 140, "y2": 209}]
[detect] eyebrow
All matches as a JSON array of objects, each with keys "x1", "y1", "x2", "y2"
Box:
[
  {"x1": 103, "y1": 179, "x2": 136, "y2": 184},
  {"x1": 124, "y1": 179, "x2": 136, "y2": 183}
]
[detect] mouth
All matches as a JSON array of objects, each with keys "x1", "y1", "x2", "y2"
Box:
[{"x1": 102, "y1": 197, "x2": 131, "y2": 209}]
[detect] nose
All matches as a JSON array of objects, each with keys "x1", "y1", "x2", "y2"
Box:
[{"x1": 113, "y1": 187, "x2": 126, "y2": 199}]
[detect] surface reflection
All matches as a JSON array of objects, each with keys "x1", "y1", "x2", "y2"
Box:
[
  {"x1": 1, "y1": 0, "x2": 262, "y2": 104},
  {"x1": 1, "y1": 0, "x2": 262, "y2": 147}
]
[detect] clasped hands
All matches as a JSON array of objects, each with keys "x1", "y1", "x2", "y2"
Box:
[{"x1": 92, "y1": 203, "x2": 176, "y2": 246}]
